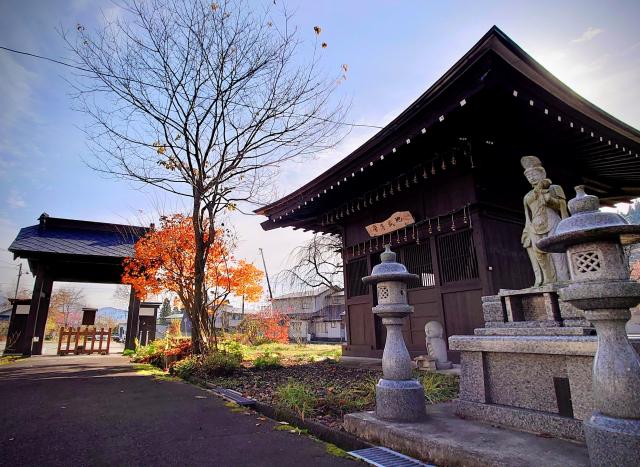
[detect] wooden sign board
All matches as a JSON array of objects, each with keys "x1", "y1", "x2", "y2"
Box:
[{"x1": 366, "y1": 211, "x2": 415, "y2": 237}]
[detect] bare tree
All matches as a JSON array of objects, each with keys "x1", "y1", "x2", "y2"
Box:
[
  {"x1": 63, "y1": 0, "x2": 345, "y2": 352},
  {"x1": 50, "y1": 287, "x2": 86, "y2": 327},
  {"x1": 279, "y1": 234, "x2": 343, "y2": 292},
  {"x1": 111, "y1": 284, "x2": 132, "y2": 308}
]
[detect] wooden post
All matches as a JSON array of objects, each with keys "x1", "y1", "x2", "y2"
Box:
[
  {"x1": 74, "y1": 327, "x2": 81, "y2": 354},
  {"x1": 90, "y1": 328, "x2": 96, "y2": 354},
  {"x1": 57, "y1": 327, "x2": 64, "y2": 355},
  {"x1": 23, "y1": 264, "x2": 54, "y2": 356},
  {"x1": 125, "y1": 290, "x2": 141, "y2": 350},
  {"x1": 82, "y1": 327, "x2": 88, "y2": 353},
  {"x1": 105, "y1": 328, "x2": 111, "y2": 355},
  {"x1": 98, "y1": 328, "x2": 104, "y2": 354},
  {"x1": 64, "y1": 327, "x2": 70, "y2": 355}
]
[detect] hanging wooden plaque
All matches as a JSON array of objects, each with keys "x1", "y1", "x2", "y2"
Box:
[{"x1": 365, "y1": 211, "x2": 414, "y2": 237}]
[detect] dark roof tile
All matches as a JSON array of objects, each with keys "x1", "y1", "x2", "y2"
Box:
[{"x1": 9, "y1": 224, "x2": 143, "y2": 259}]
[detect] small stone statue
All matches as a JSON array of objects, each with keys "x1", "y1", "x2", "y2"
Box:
[
  {"x1": 425, "y1": 321, "x2": 452, "y2": 370},
  {"x1": 521, "y1": 156, "x2": 570, "y2": 286}
]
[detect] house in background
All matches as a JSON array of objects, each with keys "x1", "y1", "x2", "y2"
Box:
[
  {"x1": 179, "y1": 304, "x2": 258, "y2": 336},
  {"x1": 272, "y1": 288, "x2": 346, "y2": 342},
  {"x1": 0, "y1": 305, "x2": 12, "y2": 321}
]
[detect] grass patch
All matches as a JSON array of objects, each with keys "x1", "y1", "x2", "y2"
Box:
[
  {"x1": 417, "y1": 372, "x2": 459, "y2": 404},
  {"x1": 323, "y1": 374, "x2": 377, "y2": 416},
  {"x1": 325, "y1": 443, "x2": 352, "y2": 459},
  {"x1": 0, "y1": 355, "x2": 24, "y2": 366},
  {"x1": 253, "y1": 351, "x2": 283, "y2": 370},
  {"x1": 236, "y1": 342, "x2": 341, "y2": 363},
  {"x1": 133, "y1": 363, "x2": 179, "y2": 382},
  {"x1": 274, "y1": 423, "x2": 294, "y2": 431},
  {"x1": 274, "y1": 424, "x2": 308, "y2": 435},
  {"x1": 276, "y1": 381, "x2": 318, "y2": 421}
]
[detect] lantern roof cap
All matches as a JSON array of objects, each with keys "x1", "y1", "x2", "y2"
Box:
[
  {"x1": 539, "y1": 186, "x2": 640, "y2": 252},
  {"x1": 362, "y1": 245, "x2": 419, "y2": 285}
]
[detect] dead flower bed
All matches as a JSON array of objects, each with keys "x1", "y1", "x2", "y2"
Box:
[{"x1": 204, "y1": 360, "x2": 459, "y2": 430}]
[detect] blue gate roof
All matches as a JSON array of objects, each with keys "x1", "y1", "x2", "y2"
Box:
[{"x1": 8, "y1": 214, "x2": 147, "y2": 259}]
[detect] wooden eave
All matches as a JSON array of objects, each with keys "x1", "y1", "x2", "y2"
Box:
[{"x1": 255, "y1": 26, "x2": 640, "y2": 232}]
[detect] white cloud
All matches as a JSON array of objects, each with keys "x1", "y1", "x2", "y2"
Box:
[
  {"x1": 7, "y1": 190, "x2": 26, "y2": 209},
  {"x1": 571, "y1": 27, "x2": 604, "y2": 44}
]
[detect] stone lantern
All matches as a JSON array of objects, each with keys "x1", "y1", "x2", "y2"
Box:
[
  {"x1": 538, "y1": 186, "x2": 640, "y2": 467},
  {"x1": 362, "y1": 245, "x2": 426, "y2": 422}
]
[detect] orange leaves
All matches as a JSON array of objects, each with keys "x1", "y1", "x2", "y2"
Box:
[
  {"x1": 232, "y1": 260, "x2": 264, "y2": 302},
  {"x1": 122, "y1": 214, "x2": 263, "y2": 305}
]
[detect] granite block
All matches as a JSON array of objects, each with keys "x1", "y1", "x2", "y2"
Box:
[
  {"x1": 559, "y1": 300, "x2": 585, "y2": 320},
  {"x1": 485, "y1": 320, "x2": 561, "y2": 328},
  {"x1": 584, "y1": 412, "x2": 640, "y2": 467},
  {"x1": 474, "y1": 327, "x2": 592, "y2": 336},
  {"x1": 375, "y1": 378, "x2": 426, "y2": 422},
  {"x1": 566, "y1": 356, "x2": 595, "y2": 421},
  {"x1": 344, "y1": 403, "x2": 589, "y2": 467},
  {"x1": 449, "y1": 335, "x2": 600, "y2": 355},
  {"x1": 459, "y1": 351, "x2": 486, "y2": 403},
  {"x1": 563, "y1": 319, "x2": 592, "y2": 328},
  {"x1": 455, "y1": 399, "x2": 585, "y2": 442},
  {"x1": 484, "y1": 352, "x2": 566, "y2": 413},
  {"x1": 482, "y1": 295, "x2": 505, "y2": 323}
]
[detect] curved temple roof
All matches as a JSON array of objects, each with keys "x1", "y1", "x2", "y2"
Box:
[{"x1": 256, "y1": 26, "x2": 640, "y2": 233}]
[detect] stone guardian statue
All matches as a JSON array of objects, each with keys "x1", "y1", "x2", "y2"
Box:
[
  {"x1": 425, "y1": 321, "x2": 452, "y2": 370},
  {"x1": 520, "y1": 156, "x2": 570, "y2": 286}
]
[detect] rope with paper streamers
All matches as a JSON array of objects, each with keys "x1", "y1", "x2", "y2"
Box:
[{"x1": 343, "y1": 202, "x2": 472, "y2": 259}]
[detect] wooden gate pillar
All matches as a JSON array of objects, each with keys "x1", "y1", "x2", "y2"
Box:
[
  {"x1": 125, "y1": 289, "x2": 141, "y2": 350},
  {"x1": 138, "y1": 302, "x2": 161, "y2": 345},
  {"x1": 4, "y1": 299, "x2": 31, "y2": 354},
  {"x1": 23, "y1": 264, "x2": 54, "y2": 356}
]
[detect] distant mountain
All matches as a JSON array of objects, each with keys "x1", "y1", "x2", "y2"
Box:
[{"x1": 96, "y1": 307, "x2": 128, "y2": 322}]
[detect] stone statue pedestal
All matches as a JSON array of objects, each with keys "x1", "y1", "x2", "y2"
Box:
[
  {"x1": 450, "y1": 285, "x2": 638, "y2": 442},
  {"x1": 477, "y1": 286, "x2": 594, "y2": 336}
]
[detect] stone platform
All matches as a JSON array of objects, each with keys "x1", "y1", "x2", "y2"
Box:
[
  {"x1": 344, "y1": 402, "x2": 589, "y2": 467},
  {"x1": 449, "y1": 334, "x2": 640, "y2": 441}
]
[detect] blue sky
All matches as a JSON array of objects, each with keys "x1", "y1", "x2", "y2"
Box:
[{"x1": 1, "y1": 0, "x2": 639, "y2": 307}]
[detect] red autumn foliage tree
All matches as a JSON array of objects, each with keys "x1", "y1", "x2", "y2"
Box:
[
  {"x1": 122, "y1": 214, "x2": 263, "y2": 352},
  {"x1": 238, "y1": 308, "x2": 289, "y2": 345}
]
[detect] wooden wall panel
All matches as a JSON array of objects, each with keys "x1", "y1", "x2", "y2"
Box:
[
  {"x1": 346, "y1": 302, "x2": 373, "y2": 347},
  {"x1": 481, "y1": 215, "x2": 534, "y2": 293},
  {"x1": 442, "y1": 288, "x2": 484, "y2": 362}
]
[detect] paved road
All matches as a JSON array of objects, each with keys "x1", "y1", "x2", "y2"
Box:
[{"x1": 0, "y1": 355, "x2": 359, "y2": 466}]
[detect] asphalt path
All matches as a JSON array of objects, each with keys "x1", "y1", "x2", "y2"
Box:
[{"x1": 0, "y1": 355, "x2": 360, "y2": 466}]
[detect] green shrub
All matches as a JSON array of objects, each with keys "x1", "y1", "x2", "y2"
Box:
[
  {"x1": 253, "y1": 351, "x2": 282, "y2": 370},
  {"x1": 169, "y1": 355, "x2": 199, "y2": 379},
  {"x1": 418, "y1": 372, "x2": 460, "y2": 404},
  {"x1": 276, "y1": 381, "x2": 317, "y2": 420},
  {"x1": 201, "y1": 350, "x2": 242, "y2": 377},
  {"x1": 221, "y1": 339, "x2": 246, "y2": 356},
  {"x1": 122, "y1": 349, "x2": 135, "y2": 357},
  {"x1": 131, "y1": 340, "x2": 164, "y2": 366}
]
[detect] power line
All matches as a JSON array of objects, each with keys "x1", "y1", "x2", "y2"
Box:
[{"x1": 0, "y1": 45, "x2": 384, "y2": 130}]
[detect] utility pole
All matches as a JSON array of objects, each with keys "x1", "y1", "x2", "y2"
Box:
[
  {"x1": 258, "y1": 248, "x2": 274, "y2": 301},
  {"x1": 13, "y1": 263, "x2": 27, "y2": 300}
]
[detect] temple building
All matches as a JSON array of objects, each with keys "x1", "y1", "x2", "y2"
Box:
[{"x1": 256, "y1": 26, "x2": 640, "y2": 361}]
